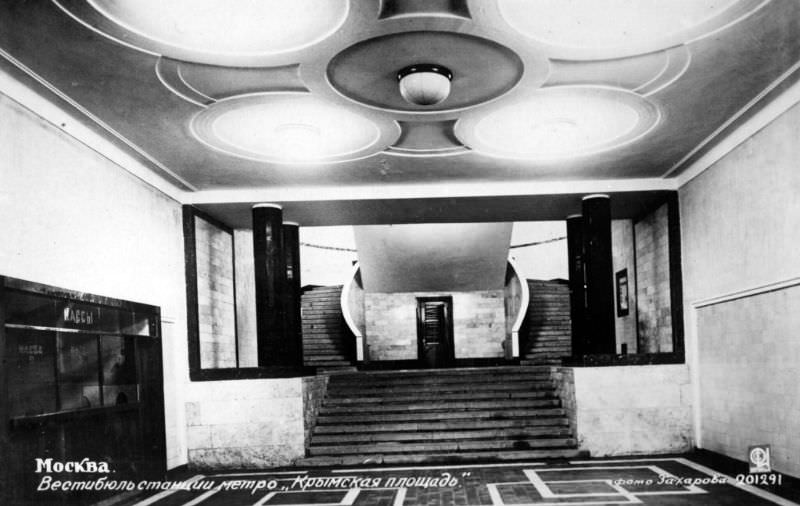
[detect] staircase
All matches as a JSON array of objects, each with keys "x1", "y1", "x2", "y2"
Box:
[
  {"x1": 522, "y1": 280, "x2": 572, "y2": 365},
  {"x1": 301, "y1": 286, "x2": 354, "y2": 370},
  {"x1": 299, "y1": 367, "x2": 584, "y2": 466}
]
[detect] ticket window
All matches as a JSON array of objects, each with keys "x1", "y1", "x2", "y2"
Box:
[{"x1": 1, "y1": 277, "x2": 165, "y2": 504}]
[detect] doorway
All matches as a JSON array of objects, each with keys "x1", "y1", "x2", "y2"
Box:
[{"x1": 416, "y1": 297, "x2": 454, "y2": 368}]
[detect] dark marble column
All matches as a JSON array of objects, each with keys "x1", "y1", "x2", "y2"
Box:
[
  {"x1": 282, "y1": 221, "x2": 303, "y2": 367},
  {"x1": 252, "y1": 204, "x2": 286, "y2": 366},
  {"x1": 566, "y1": 214, "x2": 587, "y2": 358},
  {"x1": 582, "y1": 195, "x2": 616, "y2": 354}
]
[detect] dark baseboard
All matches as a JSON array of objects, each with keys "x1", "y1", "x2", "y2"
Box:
[{"x1": 563, "y1": 352, "x2": 685, "y2": 367}]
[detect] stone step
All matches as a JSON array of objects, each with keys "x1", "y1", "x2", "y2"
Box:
[
  {"x1": 521, "y1": 360, "x2": 564, "y2": 366},
  {"x1": 329, "y1": 370, "x2": 552, "y2": 386},
  {"x1": 316, "y1": 366, "x2": 358, "y2": 373},
  {"x1": 303, "y1": 322, "x2": 346, "y2": 329},
  {"x1": 323, "y1": 390, "x2": 556, "y2": 405},
  {"x1": 303, "y1": 341, "x2": 348, "y2": 348},
  {"x1": 301, "y1": 312, "x2": 343, "y2": 319},
  {"x1": 297, "y1": 448, "x2": 587, "y2": 467},
  {"x1": 305, "y1": 360, "x2": 353, "y2": 367},
  {"x1": 303, "y1": 286, "x2": 343, "y2": 293},
  {"x1": 316, "y1": 407, "x2": 566, "y2": 424},
  {"x1": 308, "y1": 437, "x2": 577, "y2": 456},
  {"x1": 329, "y1": 375, "x2": 552, "y2": 390},
  {"x1": 318, "y1": 398, "x2": 560, "y2": 415},
  {"x1": 524, "y1": 351, "x2": 567, "y2": 356},
  {"x1": 304, "y1": 354, "x2": 349, "y2": 361},
  {"x1": 525, "y1": 344, "x2": 570, "y2": 352},
  {"x1": 526, "y1": 332, "x2": 571, "y2": 338},
  {"x1": 327, "y1": 381, "x2": 555, "y2": 397},
  {"x1": 303, "y1": 342, "x2": 347, "y2": 349},
  {"x1": 314, "y1": 417, "x2": 570, "y2": 434},
  {"x1": 311, "y1": 426, "x2": 573, "y2": 445}
]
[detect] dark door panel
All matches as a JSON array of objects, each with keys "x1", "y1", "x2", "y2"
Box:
[{"x1": 417, "y1": 297, "x2": 454, "y2": 368}]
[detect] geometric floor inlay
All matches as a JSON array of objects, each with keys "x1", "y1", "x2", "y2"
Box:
[{"x1": 130, "y1": 457, "x2": 798, "y2": 506}]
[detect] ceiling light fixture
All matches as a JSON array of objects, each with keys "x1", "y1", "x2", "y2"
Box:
[{"x1": 397, "y1": 64, "x2": 453, "y2": 106}]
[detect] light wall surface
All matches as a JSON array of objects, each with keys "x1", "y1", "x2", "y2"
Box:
[
  {"x1": 0, "y1": 93, "x2": 318, "y2": 471},
  {"x1": 0, "y1": 94, "x2": 189, "y2": 469},
  {"x1": 354, "y1": 223, "x2": 513, "y2": 293},
  {"x1": 635, "y1": 204, "x2": 673, "y2": 353},
  {"x1": 364, "y1": 290, "x2": 507, "y2": 361},
  {"x1": 680, "y1": 100, "x2": 800, "y2": 478},
  {"x1": 509, "y1": 221, "x2": 568, "y2": 281},
  {"x1": 574, "y1": 365, "x2": 693, "y2": 456},
  {"x1": 611, "y1": 219, "x2": 637, "y2": 353},
  {"x1": 183, "y1": 378, "x2": 306, "y2": 468}
]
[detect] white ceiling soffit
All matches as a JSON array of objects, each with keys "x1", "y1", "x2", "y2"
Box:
[{"x1": 354, "y1": 223, "x2": 513, "y2": 293}]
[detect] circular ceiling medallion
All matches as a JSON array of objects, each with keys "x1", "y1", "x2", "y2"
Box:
[
  {"x1": 74, "y1": 0, "x2": 348, "y2": 64},
  {"x1": 497, "y1": 0, "x2": 743, "y2": 58},
  {"x1": 455, "y1": 86, "x2": 660, "y2": 160},
  {"x1": 191, "y1": 94, "x2": 393, "y2": 164},
  {"x1": 327, "y1": 31, "x2": 525, "y2": 113}
]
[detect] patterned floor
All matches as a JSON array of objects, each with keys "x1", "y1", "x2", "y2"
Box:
[{"x1": 129, "y1": 457, "x2": 797, "y2": 506}]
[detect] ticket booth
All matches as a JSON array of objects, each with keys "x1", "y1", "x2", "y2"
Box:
[{"x1": 0, "y1": 276, "x2": 166, "y2": 504}]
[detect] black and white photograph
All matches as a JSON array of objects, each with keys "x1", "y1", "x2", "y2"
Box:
[{"x1": 1, "y1": 1, "x2": 799, "y2": 505}]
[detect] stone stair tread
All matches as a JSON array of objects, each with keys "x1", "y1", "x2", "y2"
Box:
[
  {"x1": 297, "y1": 448, "x2": 587, "y2": 467},
  {"x1": 311, "y1": 427, "x2": 573, "y2": 444},
  {"x1": 304, "y1": 353, "x2": 349, "y2": 360},
  {"x1": 319, "y1": 400, "x2": 560, "y2": 415},
  {"x1": 308, "y1": 438, "x2": 577, "y2": 455},
  {"x1": 324, "y1": 391, "x2": 555, "y2": 404},
  {"x1": 315, "y1": 417, "x2": 570, "y2": 433},
  {"x1": 316, "y1": 407, "x2": 567, "y2": 424},
  {"x1": 326, "y1": 382, "x2": 555, "y2": 397},
  {"x1": 329, "y1": 372, "x2": 552, "y2": 387}
]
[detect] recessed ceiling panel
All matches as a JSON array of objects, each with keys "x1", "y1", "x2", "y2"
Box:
[
  {"x1": 327, "y1": 31, "x2": 526, "y2": 113},
  {"x1": 191, "y1": 93, "x2": 397, "y2": 164},
  {"x1": 455, "y1": 86, "x2": 660, "y2": 160},
  {"x1": 58, "y1": 0, "x2": 348, "y2": 65},
  {"x1": 497, "y1": 0, "x2": 755, "y2": 59}
]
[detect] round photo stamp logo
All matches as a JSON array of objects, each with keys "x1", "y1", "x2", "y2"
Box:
[{"x1": 748, "y1": 444, "x2": 771, "y2": 474}]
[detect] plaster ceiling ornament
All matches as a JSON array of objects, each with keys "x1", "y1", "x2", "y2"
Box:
[
  {"x1": 54, "y1": 0, "x2": 349, "y2": 65},
  {"x1": 13, "y1": 0, "x2": 794, "y2": 195},
  {"x1": 454, "y1": 86, "x2": 661, "y2": 160},
  {"x1": 494, "y1": 0, "x2": 768, "y2": 59},
  {"x1": 190, "y1": 93, "x2": 399, "y2": 164},
  {"x1": 326, "y1": 31, "x2": 527, "y2": 113}
]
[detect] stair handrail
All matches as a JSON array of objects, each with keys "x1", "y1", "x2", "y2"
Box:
[
  {"x1": 340, "y1": 262, "x2": 365, "y2": 361},
  {"x1": 508, "y1": 257, "x2": 530, "y2": 359}
]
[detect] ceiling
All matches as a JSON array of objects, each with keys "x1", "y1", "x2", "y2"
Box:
[{"x1": 1, "y1": 0, "x2": 799, "y2": 226}]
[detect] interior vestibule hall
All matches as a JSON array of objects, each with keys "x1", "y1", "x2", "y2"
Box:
[{"x1": 1, "y1": 1, "x2": 799, "y2": 504}]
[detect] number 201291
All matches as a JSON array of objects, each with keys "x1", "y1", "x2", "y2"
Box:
[{"x1": 736, "y1": 473, "x2": 783, "y2": 486}]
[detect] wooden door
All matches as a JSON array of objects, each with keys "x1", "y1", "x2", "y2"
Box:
[{"x1": 417, "y1": 297, "x2": 454, "y2": 368}]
